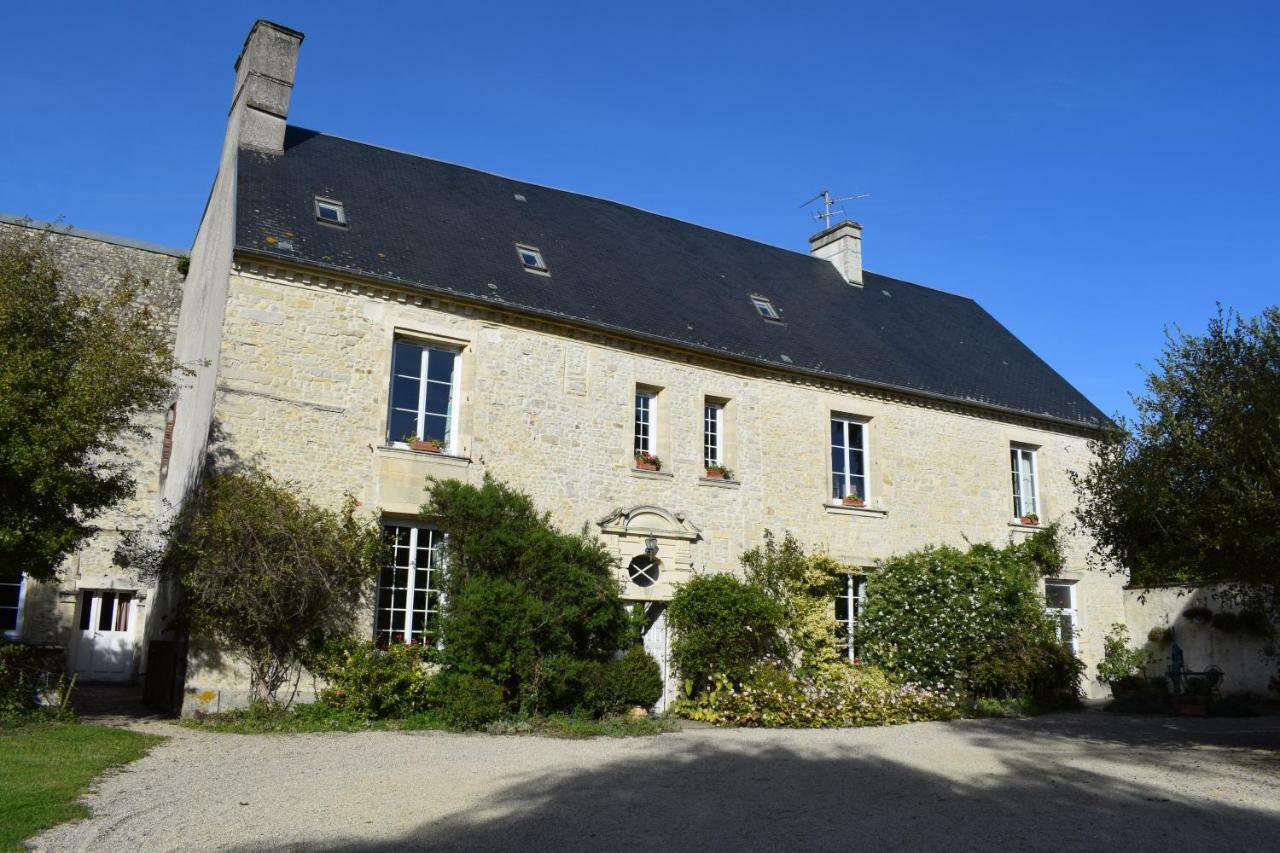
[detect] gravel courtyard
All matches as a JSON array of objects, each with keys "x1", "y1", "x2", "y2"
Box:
[{"x1": 33, "y1": 712, "x2": 1280, "y2": 852}]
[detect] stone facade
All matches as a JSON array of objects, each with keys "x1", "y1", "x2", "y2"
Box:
[
  {"x1": 0, "y1": 216, "x2": 185, "y2": 680},
  {"x1": 179, "y1": 259, "x2": 1128, "y2": 706}
]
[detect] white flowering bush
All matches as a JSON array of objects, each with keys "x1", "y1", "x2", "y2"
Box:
[
  {"x1": 678, "y1": 664, "x2": 961, "y2": 728},
  {"x1": 859, "y1": 533, "x2": 1083, "y2": 702}
]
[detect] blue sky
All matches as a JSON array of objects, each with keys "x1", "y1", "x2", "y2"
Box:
[{"x1": 3, "y1": 1, "x2": 1276, "y2": 419}]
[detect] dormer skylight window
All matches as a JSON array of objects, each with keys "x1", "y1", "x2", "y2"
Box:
[
  {"x1": 516, "y1": 244, "x2": 549, "y2": 275},
  {"x1": 751, "y1": 295, "x2": 781, "y2": 321},
  {"x1": 314, "y1": 197, "x2": 347, "y2": 227}
]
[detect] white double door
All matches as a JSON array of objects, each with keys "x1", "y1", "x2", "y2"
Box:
[
  {"x1": 640, "y1": 603, "x2": 672, "y2": 712},
  {"x1": 75, "y1": 591, "x2": 136, "y2": 682}
]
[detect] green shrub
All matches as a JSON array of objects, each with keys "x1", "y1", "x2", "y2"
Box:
[
  {"x1": 0, "y1": 642, "x2": 68, "y2": 723},
  {"x1": 307, "y1": 638, "x2": 436, "y2": 719},
  {"x1": 667, "y1": 574, "x2": 784, "y2": 697},
  {"x1": 427, "y1": 672, "x2": 506, "y2": 729},
  {"x1": 678, "y1": 664, "x2": 960, "y2": 728},
  {"x1": 860, "y1": 541, "x2": 1080, "y2": 698},
  {"x1": 425, "y1": 477, "x2": 629, "y2": 715},
  {"x1": 740, "y1": 531, "x2": 848, "y2": 676},
  {"x1": 1097, "y1": 623, "x2": 1150, "y2": 685},
  {"x1": 602, "y1": 646, "x2": 663, "y2": 712}
]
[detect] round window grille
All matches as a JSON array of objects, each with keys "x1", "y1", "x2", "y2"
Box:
[{"x1": 627, "y1": 555, "x2": 660, "y2": 588}]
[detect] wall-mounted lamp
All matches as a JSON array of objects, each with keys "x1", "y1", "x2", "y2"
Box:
[{"x1": 644, "y1": 537, "x2": 659, "y2": 558}]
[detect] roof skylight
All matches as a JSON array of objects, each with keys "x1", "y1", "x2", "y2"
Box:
[
  {"x1": 751, "y1": 295, "x2": 781, "y2": 321},
  {"x1": 515, "y1": 244, "x2": 549, "y2": 275},
  {"x1": 314, "y1": 197, "x2": 347, "y2": 227}
]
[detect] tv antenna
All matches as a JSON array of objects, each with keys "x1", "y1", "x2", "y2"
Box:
[{"x1": 801, "y1": 189, "x2": 870, "y2": 229}]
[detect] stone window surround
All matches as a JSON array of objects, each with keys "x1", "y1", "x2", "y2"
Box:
[
  {"x1": 1, "y1": 570, "x2": 26, "y2": 640},
  {"x1": 632, "y1": 383, "x2": 664, "y2": 467},
  {"x1": 380, "y1": 326, "x2": 471, "y2": 458},
  {"x1": 1011, "y1": 442, "x2": 1041, "y2": 521},
  {"x1": 1044, "y1": 578, "x2": 1080, "y2": 653},
  {"x1": 829, "y1": 410, "x2": 873, "y2": 506}
]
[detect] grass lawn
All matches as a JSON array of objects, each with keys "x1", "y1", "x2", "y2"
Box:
[{"x1": 0, "y1": 722, "x2": 163, "y2": 851}]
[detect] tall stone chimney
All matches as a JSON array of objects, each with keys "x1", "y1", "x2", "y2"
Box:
[
  {"x1": 231, "y1": 20, "x2": 304, "y2": 153},
  {"x1": 809, "y1": 220, "x2": 863, "y2": 287}
]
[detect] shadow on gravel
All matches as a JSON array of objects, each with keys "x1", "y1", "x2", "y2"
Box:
[{"x1": 246, "y1": 716, "x2": 1280, "y2": 853}]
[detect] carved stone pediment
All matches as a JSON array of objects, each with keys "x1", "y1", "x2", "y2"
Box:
[{"x1": 597, "y1": 505, "x2": 701, "y2": 541}]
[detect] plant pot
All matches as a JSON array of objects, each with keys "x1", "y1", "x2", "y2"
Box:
[
  {"x1": 635, "y1": 460, "x2": 658, "y2": 471},
  {"x1": 408, "y1": 439, "x2": 442, "y2": 453},
  {"x1": 1020, "y1": 516, "x2": 1039, "y2": 526},
  {"x1": 842, "y1": 496, "x2": 866, "y2": 507},
  {"x1": 705, "y1": 469, "x2": 726, "y2": 480}
]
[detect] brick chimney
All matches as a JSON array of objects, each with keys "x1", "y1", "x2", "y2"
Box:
[
  {"x1": 231, "y1": 20, "x2": 304, "y2": 153},
  {"x1": 809, "y1": 220, "x2": 863, "y2": 287}
]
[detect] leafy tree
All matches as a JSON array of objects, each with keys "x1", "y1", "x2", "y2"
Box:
[
  {"x1": 860, "y1": 536, "x2": 1082, "y2": 701},
  {"x1": 740, "y1": 531, "x2": 848, "y2": 676},
  {"x1": 1073, "y1": 306, "x2": 1280, "y2": 607},
  {"x1": 667, "y1": 573, "x2": 784, "y2": 697},
  {"x1": 0, "y1": 230, "x2": 180, "y2": 582},
  {"x1": 422, "y1": 476, "x2": 630, "y2": 713},
  {"x1": 123, "y1": 469, "x2": 384, "y2": 706}
]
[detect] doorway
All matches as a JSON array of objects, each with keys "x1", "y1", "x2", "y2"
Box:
[
  {"x1": 74, "y1": 590, "x2": 136, "y2": 682},
  {"x1": 640, "y1": 602, "x2": 672, "y2": 712}
]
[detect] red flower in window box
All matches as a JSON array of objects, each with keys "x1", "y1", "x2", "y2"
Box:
[
  {"x1": 405, "y1": 434, "x2": 443, "y2": 453},
  {"x1": 1020, "y1": 513, "x2": 1040, "y2": 526},
  {"x1": 842, "y1": 495, "x2": 866, "y2": 507},
  {"x1": 634, "y1": 451, "x2": 661, "y2": 471}
]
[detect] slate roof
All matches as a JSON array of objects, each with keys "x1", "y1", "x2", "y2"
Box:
[{"x1": 235, "y1": 127, "x2": 1106, "y2": 428}]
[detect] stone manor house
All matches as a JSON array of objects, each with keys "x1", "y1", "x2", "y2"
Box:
[{"x1": 21, "y1": 19, "x2": 1242, "y2": 711}]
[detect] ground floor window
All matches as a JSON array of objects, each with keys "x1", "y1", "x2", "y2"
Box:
[
  {"x1": 1, "y1": 568, "x2": 24, "y2": 637},
  {"x1": 1044, "y1": 580, "x2": 1078, "y2": 653},
  {"x1": 835, "y1": 574, "x2": 867, "y2": 662},
  {"x1": 375, "y1": 524, "x2": 442, "y2": 647}
]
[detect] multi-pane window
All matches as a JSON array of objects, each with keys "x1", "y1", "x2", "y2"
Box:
[
  {"x1": 1044, "y1": 580, "x2": 1078, "y2": 653},
  {"x1": 830, "y1": 416, "x2": 868, "y2": 502},
  {"x1": 78, "y1": 590, "x2": 132, "y2": 633},
  {"x1": 387, "y1": 339, "x2": 459, "y2": 450},
  {"x1": 751, "y1": 295, "x2": 781, "y2": 321},
  {"x1": 835, "y1": 574, "x2": 867, "y2": 662},
  {"x1": 375, "y1": 525, "x2": 443, "y2": 647},
  {"x1": 634, "y1": 390, "x2": 657, "y2": 457},
  {"x1": 1011, "y1": 446, "x2": 1039, "y2": 518},
  {"x1": 703, "y1": 401, "x2": 724, "y2": 468},
  {"x1": 1, "y1": 569, "x2": 24, "y2": 636}
]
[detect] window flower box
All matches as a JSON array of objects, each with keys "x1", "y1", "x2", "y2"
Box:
[
  {"x1": 634, "y1": 451, "x2": 661, "y2": 471},
  {"x1": 1019, "y1": 513, "x2": 1040, "y2": 526},
  {"x1": 705, "y1": 464, "x2": 733, "y2": 481},
  {"x1": 407, "y1": 437, "x2": 443, "y2": 453},
  {"x1": 842, "y1": 495, "x2": 866, "y2": 507}
]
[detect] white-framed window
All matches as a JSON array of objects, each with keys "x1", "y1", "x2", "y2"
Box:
[
  {"x1": 515, "y1": 243, "x2": 549, "y2": 274},
  {"x1": 79, "y1": 590, "x2": 133, "y2": 633},
  {"x1": 831, "y1": 416, "x2": 869, "y2": 502},
  {"x1": 314, "y1": 196, "x2": 347, "y2": 226},
  {"x1": 835, "y1": 574, "x2": 867, "y2": 662},
  {"x1": 387, "y1": 338, "x2": 460, "y2": 452},
  {"x1": 1, "y1": 569, "x2": 26, "y2": 639},
  {"x1": 634, "y1": 389, "x2": 658, "y2": 457},
  {"x1": 1011, "y1": 445, "x2": 1039, "y2": 518},
  {"x1": 1044, "y1": 579, "x2": 1078, "y2": 653},
  {"x1": 376, "y1": 524, "x2": 443, "y2": 648},
  {"x1": 750, "y1": 295, "x2": 781, "y2": 321},
  {"x1": 703, "y1": 400, "x2": 724, "y2": 468}
]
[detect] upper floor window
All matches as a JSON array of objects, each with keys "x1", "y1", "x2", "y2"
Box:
[
  {"x1": 831, "y1": 416, "x2": 868, "y2": 503},
  {"x1": 1011, "y1": 445, "x2": 1039, "y2": 519},
  {"x1": 634, "y1": 388, "x2": 658, "y2": 458},
  {"x1": 1044, "y1": 580, "x2": 1078, "y2": 652},
  {"x1": 515, "y1": 243, "x2": 549, "y2": 274},
  {"x1": 314, "y1": 197, "x2": 347, "y2": 227},
  {"x1": 835, "y1": 574, "x2": 867, "y2": 662},
  {"x1": 376, "y1": 524, "x2": 442, "y2": 648},
  {"x1": 388, "y1": 338, "x2": 459, "y2": 452},
  {"x1": 1, "y1": 568, "x2": 25, "y2": 638},
  {"x1": 703, "y1": 400, "x2": 724, "y2": 469}
]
